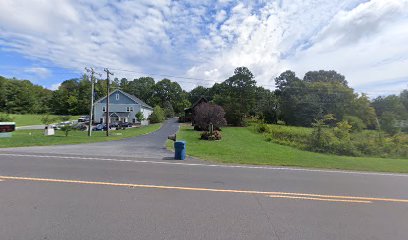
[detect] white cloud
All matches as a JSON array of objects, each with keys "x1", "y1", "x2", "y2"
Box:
[
  {"x1": 24, "y1": 67, "x2": 51, "y2": 78},
  {"x1": 286, "y1": 0, "x2": 408, "y2": 95},
  {"x1": 49, "y1": 82, "x2": 61, "y2": 91},
  {"x1": 0, "y1": 0, "x2": 407, "y2": 95}
]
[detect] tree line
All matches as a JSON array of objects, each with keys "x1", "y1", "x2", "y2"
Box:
[{"x1": 1, "y1": 67, "x2": 407, "y2": 134}]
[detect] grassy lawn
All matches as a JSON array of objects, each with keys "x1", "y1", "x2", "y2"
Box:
[
  {"x1": 0, "y1": 124, "x2": 161, "y2": 148},
  {"x1": 169, "y1": 125, "x2": 408, "y2": 173},
  {"x1": 5, "y1": 113, "x2": 80, "y2": 126}
]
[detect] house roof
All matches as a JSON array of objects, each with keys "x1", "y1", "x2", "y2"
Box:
[
  {"x1": 185, "y1": 97, "x2": 208, "y2": 111},
  {"x1": 95, "y1": 89, "x2": 153, "y2": 110}
]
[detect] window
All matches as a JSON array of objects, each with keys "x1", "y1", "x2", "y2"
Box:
[
  {"x1": 130, "y1": 107, "x2": 133, "y2": 112},
  {"x1": 116, "y1": 94, "x2": 119, "y2": 100},
  {"x1": 132, "y1": 118, "x2": 136, "y2": 123},
  {"x1": 102, "y1": 106, "x2": 106, "y2": 112},
  {"x1": 126, "y1": 107, "x2": 130, "y2": 112}
]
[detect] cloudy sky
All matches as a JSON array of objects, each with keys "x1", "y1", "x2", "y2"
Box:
[{"x1": 0, "y1": 0, "x2": 407, "y2": 96}]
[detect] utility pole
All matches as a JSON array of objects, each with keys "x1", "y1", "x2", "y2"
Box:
[
  {"x1": 85, "y1": 67, "x2": 101, "y2": 137},
  {"x1": 104, "y1": 68, "x2": 113, "y2": 137}
]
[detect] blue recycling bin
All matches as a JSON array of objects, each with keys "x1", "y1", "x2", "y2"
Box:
[{"x1": 174, "y1": 141, "x2": 186, "y2": 160}]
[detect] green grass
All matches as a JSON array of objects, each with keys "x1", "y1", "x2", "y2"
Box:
[
  {"x1": 168, "y1": 125, "x2": 408, "y2": 173},
  {"x1": 0, "y1": 124, "x2": 161, "y2": 148},
  {"x1": 5, "y1": 113, "x2": 79, "y2": 126}
]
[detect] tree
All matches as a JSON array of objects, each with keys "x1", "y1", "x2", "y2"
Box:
[
  {"x1": 343, "y1": 115, "x2": 366, "y2": 132},
  {"x1": 127, "y1": 77, "x2": 155, "y2": 103},
  {"x1": 193, "y1": 102, "x2": 227, "y2": 131},
  {"x1": 254, "y1": 87, "x2": 278, "y2": 123},
  {"x1": 372, "y1": 95, "x2": 407, "y2": 119},
  {"x1": 189, "y1": 86, "x2": 209, "y2": 104},
  {"x1": 60, "y1": 124, "x2": 73, "y2": 137},
  {"x1": 275, "y1": 70, "x2": 359, "y2": 127},
  {"x1": 135, "y1": 112, "x2": 145, "y2": 122},
  {"x1": 380, "y1": 112, "x2": 400, "y2": 136},
  {"x1": 303, "y1": 70, "x2": 348, "y2": 86},
  {"x1": 275, "y1": 70, "x2": 315, "y2": 126},
  {"x1": 213, "y1": 67, "x2": 257, "y2": 126},
  {"x1": 347, "y1": 94, "x2": 377, "y2": 129},
  {"x1": 149, "y1": 106, "x2": 165, "y2": 123},
  {"x1": 151, "y1": 79, "x2": 190, "y2": 114},
  {"x1": 400, "y1": 89, "x2": 408, "y2": 111},
  {"x1": 163, "y1": 101, "x2": 175, "y2": 118}
]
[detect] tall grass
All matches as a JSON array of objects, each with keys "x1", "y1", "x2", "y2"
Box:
[{"x1": 254, "y1": 123, "x2": 408, "y2": 159}]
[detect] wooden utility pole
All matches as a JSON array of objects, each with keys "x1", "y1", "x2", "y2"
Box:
[
  {"x1": 104, "y1": 68, "x2": 113, "y2": 136},
  {"x1": 85, "y1": 67, "x2": 101, "y2": 137}
]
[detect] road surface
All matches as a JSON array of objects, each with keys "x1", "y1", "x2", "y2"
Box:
[{"x1": 0, "y1": 119, "x2": 407, "y2": 240}]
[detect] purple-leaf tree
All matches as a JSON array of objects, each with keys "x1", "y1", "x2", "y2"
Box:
[{"x1": 193, "y1": 102, "x2": 227, "y2": 130}]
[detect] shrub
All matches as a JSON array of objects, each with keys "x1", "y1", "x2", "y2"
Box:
[
  {"x1": 60, "y1": 124, "x2": 73, "y2": 137},
  {"x1": 163, "y1": 101, "x2": 175, "y2": 118},
  {"x1": 380, "y1": 112, "x2": 400, "y2": 136},
  {"x1": 256, "y1": 123, "x2": 269, "y2": 133},
  {"x1": 265, "y1": 124, "x2": 311, "y2": 149},
  {"x1": 0, "y1": 113, "x2": 13, "y2": 122},
  {"x1": 200, "y1": 130, "x2": 222, "y2": 140},
  {"x1": 149, "y1": 106, "x2": 165, "y2": 123},
  {"x1": 193, "y1": 102, "x2": 227, "y2": 131},
  {"x1": 135, "y1": 111, "x2": 145, "y2": 122},
  {"x1": 343, "y1": 115, "x2": 366, "y2": 132}
]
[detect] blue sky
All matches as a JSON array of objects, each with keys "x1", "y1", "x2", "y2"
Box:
[{"x1": 0, "y1": 0, "x2": 407, "y2": 96}]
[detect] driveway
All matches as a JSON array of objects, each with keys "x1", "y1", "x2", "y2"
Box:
[{"x1": 1, "y1": 118, "x2": 180, "y2": 159}]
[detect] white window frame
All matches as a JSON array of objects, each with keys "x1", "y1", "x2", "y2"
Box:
[
  {"x1": 102, "y1": 106, "x2": 106, "y2": 112},
  {"x1": 116, "y1": 94, "x2": 119, "y2": 100},
  {"x1": 126, "y1": 107, "x2": 130, "y2": 112},
  {"x1": 130, "y1": 106, "x2": 133, "y2": 112}
]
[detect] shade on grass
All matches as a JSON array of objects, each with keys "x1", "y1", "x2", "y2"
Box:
[
  {"x1": 0, "y1": 124, "x2": 161, "y2": 148},
  {"x1": 171, "y1": 126, "x2": 408, "y2": 173}
]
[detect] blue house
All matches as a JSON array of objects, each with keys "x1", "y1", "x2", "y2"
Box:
[{"x1": 94, "y1": 89, "x2": 153, "y2": 125}]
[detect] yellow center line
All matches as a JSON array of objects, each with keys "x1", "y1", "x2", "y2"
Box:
[
  {"x1": 0, "y1": 175, "x2": 407, "y2": 204},
  {"x1": 268, "y1": 195, "x2": 372, "y2": 204}
]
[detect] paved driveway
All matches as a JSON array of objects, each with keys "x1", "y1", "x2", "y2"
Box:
[{"x1": 2, "y1": 118, "x2": 180, "y2": 159}]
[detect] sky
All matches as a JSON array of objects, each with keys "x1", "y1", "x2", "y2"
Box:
[{"x1": 0, "y1": 0, "x2": 407, "y2": 97}]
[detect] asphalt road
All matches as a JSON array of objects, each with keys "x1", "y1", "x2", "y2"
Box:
[{"x1": 0, "y1": 119, "x2": 407, "y2": 240}]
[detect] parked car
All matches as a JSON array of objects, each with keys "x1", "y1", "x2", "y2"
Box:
[
  {"x1": 55, "y1": 121, "x2": 72, "y2": 130},
  {"x1": 92, "y1": 124, "x2": 104, "y2": 131},
  {"x1": 120, "y1": 122, "x2": 133, "y2": 128},
  {"x1": 73, "y1": 123, "x2": 87, "y2": 131},
  {"x1": 78, "y1": 116, "x2": 90, "y2": 123},
  {"x1": 92, "y1": 124, "x2": 113, "y2": 131}
]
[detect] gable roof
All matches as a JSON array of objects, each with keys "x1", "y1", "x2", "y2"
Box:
[
  {"x1": 95, "y1": 89, "x2": 153, "y2": 110},
  {"x1": 184, "y1": 97, "x2": 208, "y2": 112}
]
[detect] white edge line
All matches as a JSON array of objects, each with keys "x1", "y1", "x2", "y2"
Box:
[{"x1": 0, "y1": 153, "x2": 407, "y2": 177}]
